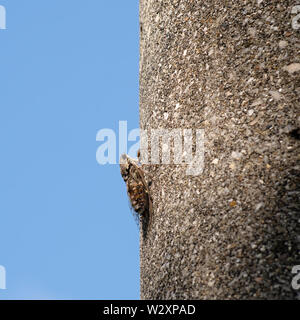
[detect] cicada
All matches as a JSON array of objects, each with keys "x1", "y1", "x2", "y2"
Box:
[{"x1": 120, "y1": 154, "x2": 152, "y2": 234}]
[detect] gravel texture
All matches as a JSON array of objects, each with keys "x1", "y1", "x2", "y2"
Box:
[{"x1": 139, "y1": 0, "x2": 300, "y2": 299}]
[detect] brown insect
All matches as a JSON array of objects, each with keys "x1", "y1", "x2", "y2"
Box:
[{"x1": 120, "y1": 153, "x2": 152, "y2": 234}]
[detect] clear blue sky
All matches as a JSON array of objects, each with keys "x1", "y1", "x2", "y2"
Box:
[{"x1": 0, "y1": 1, "x2": 140, "y2": 299}]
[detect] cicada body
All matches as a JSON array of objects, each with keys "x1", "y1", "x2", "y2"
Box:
[{"x1": 120, "y1": 154, "x2": 152, "y2": 232}]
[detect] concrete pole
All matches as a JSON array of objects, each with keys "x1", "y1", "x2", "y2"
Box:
[{"x1": 139, "y1": 0, "x2": 300, "y2": 299}]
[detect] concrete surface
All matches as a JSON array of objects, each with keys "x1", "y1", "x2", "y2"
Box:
[{"x1": 139, "y1": 0, "x2": 300, "y2": 299}]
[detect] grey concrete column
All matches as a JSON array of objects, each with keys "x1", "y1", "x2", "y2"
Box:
[{"x1": 139, "y1": 0, "x2": 300, "y2": 299}]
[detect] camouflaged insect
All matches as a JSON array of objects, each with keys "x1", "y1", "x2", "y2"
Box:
[{"x1": 120, "y1": 154, "x2": 152, "y2": 229}]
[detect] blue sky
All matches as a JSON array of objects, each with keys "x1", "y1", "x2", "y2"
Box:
[{"x1": 0, "y1": 1, "x2": 140, "y2": 299}]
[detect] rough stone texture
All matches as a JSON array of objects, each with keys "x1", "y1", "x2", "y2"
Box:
[{"x1": 139, "y1": 0, "x2": 300, "y2": 299}]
